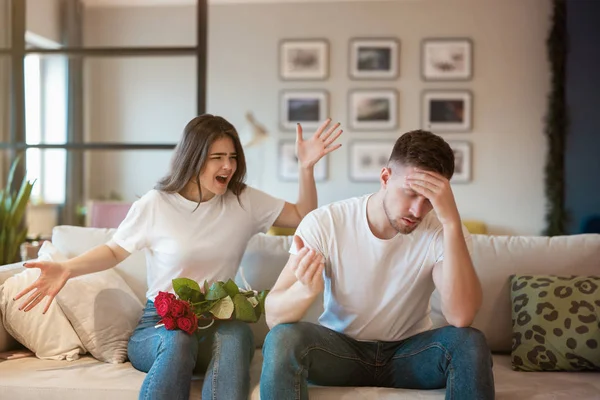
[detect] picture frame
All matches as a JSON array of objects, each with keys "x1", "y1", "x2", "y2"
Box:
[
  {"x1": 421, "y1": 38, "x2": 473, "y2": 81},
  {"x1": 279, "y1": 39, "x2": 329, "y2": 81},
  {"x1": 280, "y1": 90, "x2": 329, "y2": 131},
  {"x1": 448, "y1": 141, "x2": 472, "y2": 183},
  {"x1": 348, "y1": 140, "x2": 395, "y2": 182},
  {"x1": 349, "y1": 38, "x2": 399, "y2": 80},
  {"x1": 348, "y1": 89, "x2": 398, "y2": 131},
  {"x1": 278, "y1": 141, "x2": 327, "y2": 182},
  {"x1": 422, "y1": 90, "x2": 473, "y2": 132}
]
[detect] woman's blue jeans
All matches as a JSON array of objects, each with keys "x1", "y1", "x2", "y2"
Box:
[{"x1": 128, "y1": 300, "x2": 254, "y2": 400}]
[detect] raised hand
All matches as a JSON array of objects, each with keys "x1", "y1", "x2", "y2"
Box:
[
  {"x1": 290, "y1": 235, "x2": 324, "y2": 295},
  {"x1": 13, "y1": 261, "x2": 71, "y2": 314},
  {"x1": 296, "y1": 118, "x2": 343, "y2": 169},
  {"x1": 406, "y1": 169, "x2": 461, "y2": 227}
]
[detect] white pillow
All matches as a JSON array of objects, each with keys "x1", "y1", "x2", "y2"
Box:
[
  {"x1": 56, "y1": 263, "x2": 144, "y2": 364},
  {"x1": 0, "y1": 242, "x2": 86, "y2": 360}
]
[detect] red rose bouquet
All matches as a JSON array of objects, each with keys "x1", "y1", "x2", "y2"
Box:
[{"x1": 154, "y1": 277, "x2": 269, "y2": 335}]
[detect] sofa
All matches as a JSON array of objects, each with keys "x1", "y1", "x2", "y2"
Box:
[{"x1": 0, "y1": 225, "x2": 599, "y2": 400}]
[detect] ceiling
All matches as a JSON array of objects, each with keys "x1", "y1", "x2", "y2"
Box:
[{"x1": 81, "y1": 0, "x2": 419, "y2": 7}]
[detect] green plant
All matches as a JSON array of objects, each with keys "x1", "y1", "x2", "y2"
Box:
[{"x1": 0, "y1": 156, "x2": 35, "y2": 265}]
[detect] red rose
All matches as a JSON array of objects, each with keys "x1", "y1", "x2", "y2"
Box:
[
  {"x1": 154, "y1": 291, "x2": 175, "y2": 317},
  {"x1": 162, "y1": 316, "x2": 176, "y2": 330},
  {"x1": 177, "y1": 313, "x2": 198, "y2": 335},
  {"x1": 169, "y1": 299, "x2": 189, "y2": 318}
]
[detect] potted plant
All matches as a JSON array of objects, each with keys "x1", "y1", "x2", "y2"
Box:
[{"x1": 0, "y1": 155, "x2": 35, "y2": 265}]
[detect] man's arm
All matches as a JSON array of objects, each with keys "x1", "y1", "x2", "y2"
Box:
[
  {"x1": 265, "y1": 236, "x2": 324, "y2": 328},
  {"x1": 432, "y1": 226, "x2": 482, "y2": 327},
  {"x1": 407, "y1": 169, "x2": 482, "y2": 327}
]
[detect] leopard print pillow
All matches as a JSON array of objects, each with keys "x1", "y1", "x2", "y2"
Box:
[{"x1": 510, "y1": 275, "x2": 600, "y2": 371}]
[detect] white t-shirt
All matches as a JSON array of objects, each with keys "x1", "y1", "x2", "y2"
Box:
[
  {"x1": 112, "y1": 187, "x2": 285, "y2": 300},
  {"x1": 293, "y1": 194, "x2": 473, "y2": 342}
]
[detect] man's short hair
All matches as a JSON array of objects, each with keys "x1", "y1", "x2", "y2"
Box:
[{"x1": 388, "y1": 130, "x2": 455, "y2": 179}]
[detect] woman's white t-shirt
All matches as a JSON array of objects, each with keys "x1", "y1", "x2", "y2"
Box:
[{"x1": 111, "y1": 187, "x2": 285, "y2": 301}]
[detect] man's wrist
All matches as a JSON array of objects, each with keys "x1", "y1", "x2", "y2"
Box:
[{"x1": 442, "y1": 220, "x2": 463, "y2": 234}]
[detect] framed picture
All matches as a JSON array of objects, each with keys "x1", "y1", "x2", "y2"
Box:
[
  {"x1": 448, "y1": 141, "x2": 472, "y2": 183},
  {"x1": 422, "y1": 90, "x2": 473, "y2": 132},
  {"x1": 421, "y1": 38, "x2": 473, "y2": 81},
  {"x1": 279, "y1": 39, "x2": 329, "y2": 80},
  {"x1": 348, "y1": 89, "x2": 398, "y2": 130},
  {"x1": 348, "y1": 140, "x2": 395, "y2": 182},
  {"x1": 349, "y1": 38, "x2": 399, "y2": 80},
  {"x1": 280, "y1": 90, "x2": 328, "y2": 131},
  {"x1": 278, "y1": 141, "x2": 327, "y2": 182}
]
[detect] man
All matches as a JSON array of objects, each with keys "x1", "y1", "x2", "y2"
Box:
[{"x1": 260, "y1": 130, "x2": 495, "y2": 399}]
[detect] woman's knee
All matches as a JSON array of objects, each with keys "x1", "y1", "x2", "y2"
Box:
[{"x1": 128, "y1": 328, "x2": 199, "y2": 373}]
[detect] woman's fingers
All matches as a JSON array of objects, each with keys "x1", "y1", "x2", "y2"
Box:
[
  {"x1": 14, "y1": 282, "x2": 36, "y2": 301},
  {"x1": 42, "y1": 295, "x2": 56, "y2": 314},
  {"x1": 320, "y1": 122, "x2": 340, "y2": 142},
  {"x1": 324, "y1": 129, "x2": 343, "y2": 147},
  {"x1": 22, "y1": 292, "x2": 46, "y2": 313},
  {"x1": 18, "y1": 288, "x2": 42, "y2": 311}
]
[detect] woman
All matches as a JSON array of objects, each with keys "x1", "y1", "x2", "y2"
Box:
[{"x1": 14, "y1": 114, "x2": 343, "y2": 400}]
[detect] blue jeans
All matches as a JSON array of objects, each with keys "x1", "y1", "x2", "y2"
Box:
[
  {"x1": 128, "y1": 300, "x2": 254, "y2": 400},
  {"x1": 260, "y1": 322, "x2": 495, "y2": 400}
]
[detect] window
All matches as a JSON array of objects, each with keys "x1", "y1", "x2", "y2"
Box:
[{"x1": 24, "y1": 45, "x2": 67, "y2": 204}]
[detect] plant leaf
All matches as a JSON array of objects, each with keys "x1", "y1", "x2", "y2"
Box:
[
  {"x1": 172, "y1": 278, "x2": 202, "y2": 302},
  {"x1": 233, "y1": 294, "x2": 258, "y2": 322},
  {"x1": 257, "y1": 290, "x2": 269, "y2": 316},
  {"x1": 222, "y1": 279, "x2": 240, "y2": 298},
  {"x1": 209, "y1": 296, "x2": 234, "y2": 319},
  {"x1": 205, "y1": 281, "x2": 228, "y2": 300}
]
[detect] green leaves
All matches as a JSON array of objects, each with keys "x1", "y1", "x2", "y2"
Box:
[
  {"x1": 0, "y1": 155, "x2": 35, "y2": 265},
  {"x1": 172, "y1": 278, "x2": 203, "y2": 303},
  {"x1": 172, "y1": 277, "x2": 269, "y2": 323}
]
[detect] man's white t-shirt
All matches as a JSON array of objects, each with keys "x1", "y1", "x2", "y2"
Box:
[
  {"x1": 112, "y1": 187, "x2": 285, "y2": 301},
  {"x1": 293, "y1": 194, "x2": 473, "y2": 342}
]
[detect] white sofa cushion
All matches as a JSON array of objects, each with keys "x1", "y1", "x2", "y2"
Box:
[
  {"x1": 51, "y1": 226, "x2": 148, "y2": 303},
  {"x1": 0, "y1": 262, "x2": 25, "y2": 353},
  {"x1": 0, "y1": 351, "x2": 599, "y2": 400},
  {"x1": 56, "y1": 267, "x2": 144, "y2": 364},
  {"x1": 0, "y1": 243, "x2": 85, "y2": 360},
  {"x1": 430, "y1": 234, "x2": 600, "y2": 353}
]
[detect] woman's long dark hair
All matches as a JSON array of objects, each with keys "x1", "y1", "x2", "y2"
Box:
[{"x1": 155, "y1": 114, "x2": 247, "y2": 206}]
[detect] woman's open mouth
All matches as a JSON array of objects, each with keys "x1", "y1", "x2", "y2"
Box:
[{"x1": 215, "y1": 175, "x2": 229, "y2": 185}]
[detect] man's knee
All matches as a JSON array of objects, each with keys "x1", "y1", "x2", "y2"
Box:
[
  {"x1": 445, "y1": 326, "x2": 492, "y2": 362},
  {"x1": 263, "y1": 322, "x2": 312, "y2": 361}
]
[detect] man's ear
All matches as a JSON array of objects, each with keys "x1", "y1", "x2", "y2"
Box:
[{"x1": 380, "y1": 167, "x2": 391, "y2": 188}]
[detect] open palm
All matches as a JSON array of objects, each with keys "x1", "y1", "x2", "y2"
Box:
[
  {"x1": 296, "y1": 119, "x2": 343, "y2": 169},
  {"x1": 14, "y1": 261, "x2": 70, "y2": 314}
]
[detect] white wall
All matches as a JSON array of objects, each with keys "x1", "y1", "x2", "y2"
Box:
[{"x1": 83, "y1": 0, "x2": 551, "y2": 235}]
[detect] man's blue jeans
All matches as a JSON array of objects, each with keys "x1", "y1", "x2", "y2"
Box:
[
  {"x1": 127, "y1": 300, "x2": 254, "y2": 400},
  {"x1": 260, "y1": 322, "x2": 495, "y2": 400}
]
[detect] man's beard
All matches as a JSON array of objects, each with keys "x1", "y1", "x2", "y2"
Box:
[{"x1": 383, "y1": 194, "x2": 419, "y2": 235}]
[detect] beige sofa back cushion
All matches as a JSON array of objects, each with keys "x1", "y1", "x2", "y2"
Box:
[
  {"x1": 45, "y1": 227, "x2": 600, "y2": 353},
  {"x1": 430, "y1": 234, "x2": 600, "y2": 353}
]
